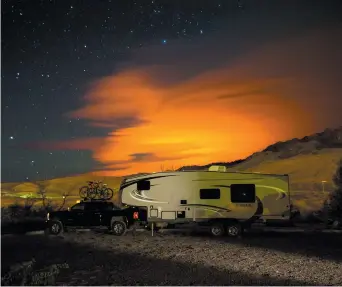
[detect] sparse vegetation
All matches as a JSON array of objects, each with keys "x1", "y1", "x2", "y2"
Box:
[
  {"x1": 58, "y1": 191, "x2": 70, "y2": 211},
  {"x1": 1, "y1": 185, "x2": 72, "y2": 235},
  {"x1": 160, "y1": 164, "x2": 178, "y2": 172},
  {"x1": 36, "y1": 182, "x2": 56, "y2": 213}
]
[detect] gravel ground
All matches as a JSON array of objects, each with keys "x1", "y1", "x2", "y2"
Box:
[{"x1": 2, "y1": 229, "x2": 342, "y2": 286}]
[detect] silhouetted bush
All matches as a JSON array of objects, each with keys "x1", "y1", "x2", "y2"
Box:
[
  {"x1": 327, "y1": 159, "x2": 342, "y2": 220},
  {"x1": 318, "y1": 159, "x2": 342, "y2": 228},
  {"x1": 1, "y1": 204, "x2": 51, "y2": 224}
]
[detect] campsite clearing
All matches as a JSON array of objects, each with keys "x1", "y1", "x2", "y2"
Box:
[{"x1": 2, "y1": 229, "x2": 342, "y2": 285}]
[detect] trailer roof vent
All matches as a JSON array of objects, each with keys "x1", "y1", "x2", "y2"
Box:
[{"x1": 208, "y1": 165, "x2": 227, "y2": 172}]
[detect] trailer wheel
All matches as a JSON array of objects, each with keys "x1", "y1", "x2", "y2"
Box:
[
  {"x1": 111, "y1": 221, "x2": 127, "y2": 236},
  {"x1": 210, "y1": 223, "x2": 225, "y2": 237},
  {"x1": 226, "y1": 222, "x2": 242, "y2": 237}
]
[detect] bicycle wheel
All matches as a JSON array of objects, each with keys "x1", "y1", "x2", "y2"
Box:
[
  {"x1": 103, "y1": 188, "x2": 114, "y2": 200},
  {"x1": 88, "y1": 188, "x2": 97, "y2": 199},
  {"x1": 79, "y1": 186, "x2": 89, "y2": 199}
]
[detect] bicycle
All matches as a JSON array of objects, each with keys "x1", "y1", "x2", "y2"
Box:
[
  {"x1": 79, "y1": 181, "x2": 114, "y2": 200},
  {"x1": 79, "y1": 181, "x2": 98, "y2": 199},
  {"x1": 88, "y1": 182, "x2": 114, "y2": 200}
]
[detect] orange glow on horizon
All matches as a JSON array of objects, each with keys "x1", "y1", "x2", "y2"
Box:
[{"x1": 60, "y1": 65, "x2": 315, "y2": 177}]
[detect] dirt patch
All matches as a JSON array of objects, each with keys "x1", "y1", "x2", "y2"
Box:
[{"x1": 2, "y1": 230, "x2": 342, "y2": 285}]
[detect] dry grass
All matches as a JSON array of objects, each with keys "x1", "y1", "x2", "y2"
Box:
[
  {"x1": 290, "y1": 190, "x2": 330, "y2": 213},
  {"x1": 228, "y1": 148, "x2": 342, "y2": 190},
  {"x1": 226, "y1": 148, "x2": 342, "y2": 213}
]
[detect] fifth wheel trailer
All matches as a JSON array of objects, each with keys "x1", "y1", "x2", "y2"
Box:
[{"x1": 119, "y1": 166, "x2": 292, "y2": 237}]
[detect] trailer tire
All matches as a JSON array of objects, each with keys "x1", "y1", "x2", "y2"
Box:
[
  {"x1": 226, "y1": 222, "x2": 242, "y2": 237},
  {"x1": 210, "y1": 223, "x2": 225, "y2": 237},
  {"x1": 111, "y1": 221, "x2": 127, "y2": 236}
]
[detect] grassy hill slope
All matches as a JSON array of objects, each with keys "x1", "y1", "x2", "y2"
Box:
[
  {"x1": 227, "y1": 148, "x2": 342, "y2": 212},
  {"x1": 180, "y1": 126, "x2": 342, "y2": 212},
  {"x1": 228, "y1": 148, "x2": 341, "y2": 188},
  {"x1": 2, "y1": 126, "x2": 342, "y2": 213}
]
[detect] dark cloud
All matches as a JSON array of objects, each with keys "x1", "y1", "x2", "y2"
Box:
[
  {"x1": 86, "y1": 116, "x2": 147, "y2": 129},
  {"x1": 129, "y1": 153, "x2": 155, "y2": 162},
  {"x1": 216, "y1": 89, "x2": 266, "y2": 100},
  {"x1": 21, "y1": 137, "x2": 105, "y2": 151}
]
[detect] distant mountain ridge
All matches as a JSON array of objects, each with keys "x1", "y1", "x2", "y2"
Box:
[
  {"x1": 179, "y1": 126, "x2": 342, "y2": 171},
  {"x1": 262, "y1": 126, "x2": 342, "y2": 154},
  {"x1": 178, "y1": 159, "x2": 244, "y2": 171}
]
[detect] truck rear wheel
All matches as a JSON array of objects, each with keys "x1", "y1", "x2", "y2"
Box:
[
  {"x1": 226, "y1": 222, "x2": 242, "y2": 237},
  {"x1": 210, "y1": 223, "x2": 225, "y2": 236},
  {"x1": 111, "y1": 221, "x2": 127, "y2": 236},
  {"x1": 49, "y1": 220, "x2": 63, "y2": 236}
]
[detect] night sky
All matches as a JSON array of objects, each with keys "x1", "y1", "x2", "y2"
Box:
[{"x1": 2, "y1": 0, "x2": 342, "y2": 182}]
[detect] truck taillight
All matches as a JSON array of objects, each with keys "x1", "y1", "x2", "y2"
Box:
[{"x1": 133, "y1": 212, "x2": 139, "y2": 219}]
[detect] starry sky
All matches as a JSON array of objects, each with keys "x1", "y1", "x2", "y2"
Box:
[{"x1": 2, "y1": 0, "x2": 342, "y2": 182}]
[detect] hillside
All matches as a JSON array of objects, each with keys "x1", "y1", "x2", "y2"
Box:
[
  {"x1": 181, "y1": 126, "x2": 342, "y2": 189},
  {"x1": 180, "y1": 126, "x2": 342, "y2": 211},
  {"x1": 1, "y1": 126, "x2": 342, "y2": 212}
]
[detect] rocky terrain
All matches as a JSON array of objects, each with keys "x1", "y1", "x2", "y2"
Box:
[{"x1": 2, "y1": 229, "x2": 342, "y2": 285}]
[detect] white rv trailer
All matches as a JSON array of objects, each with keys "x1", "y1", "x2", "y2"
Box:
[{"x1": 119, "y1": 166, "x2": 291, "y2": 236}]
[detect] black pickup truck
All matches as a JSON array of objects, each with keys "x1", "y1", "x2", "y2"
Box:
[{"x1": 46, "y1": 200, "x2": 146, "y2": 236}]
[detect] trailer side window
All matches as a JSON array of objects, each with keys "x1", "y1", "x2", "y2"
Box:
[
  {"x1": 137, "y1": 180, "x2": 150, "y2": 190},
  {"x1": 200, "y1": 189, "x2": 220, "y2": 199},
  {"x1": 230, "y1": 184, "x2": 255, "y2": 203}
]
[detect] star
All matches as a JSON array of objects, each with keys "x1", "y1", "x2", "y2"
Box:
[{"x1": 9, "y1": 136, "x2": 14, "y2": 140}]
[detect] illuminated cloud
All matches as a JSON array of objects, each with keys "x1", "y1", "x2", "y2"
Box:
[
  {"x1": 29, "y1": 23, "x2": 342, "y2": 177},
  {"x1": 61, "y1": 65, "x2": 312, "y2": 176}
]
